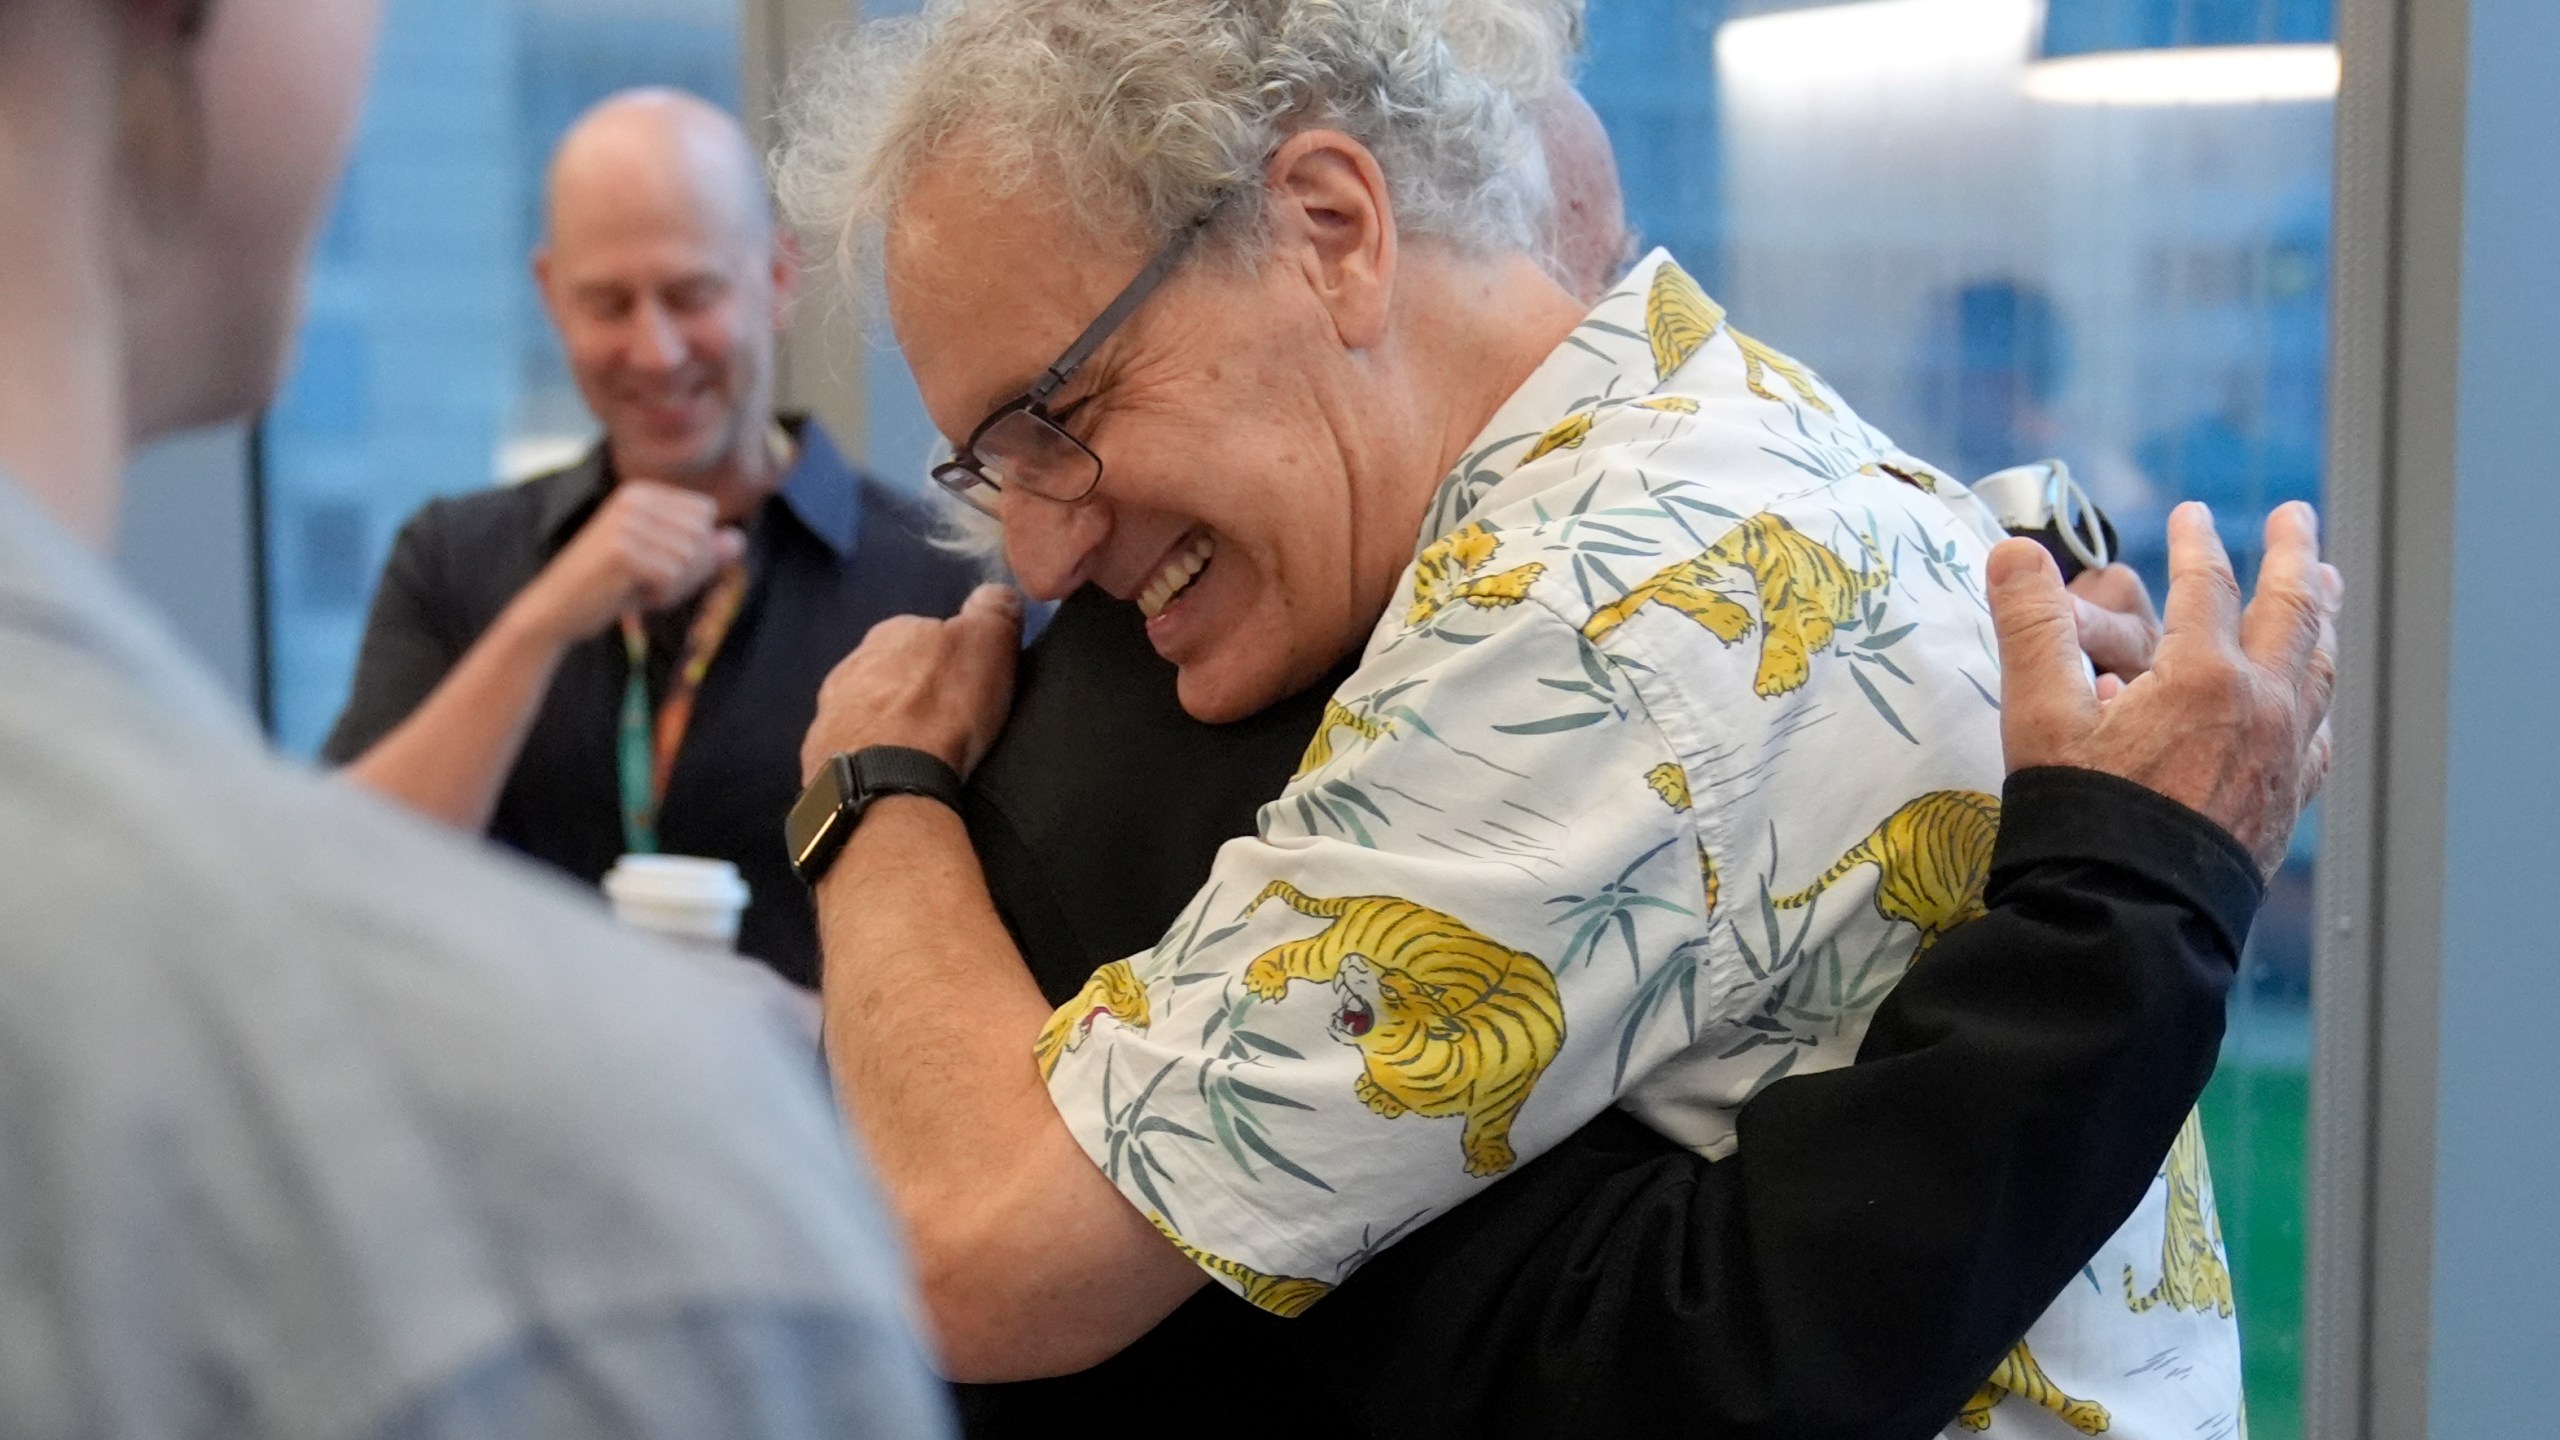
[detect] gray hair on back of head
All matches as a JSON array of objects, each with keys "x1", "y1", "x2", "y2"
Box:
[{"x1": 775, "y1": 0, "x2": 1576, "y2": 282}]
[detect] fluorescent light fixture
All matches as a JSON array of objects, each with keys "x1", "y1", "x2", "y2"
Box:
[
  {"x1": 1717, "y1": 0, "x2": 2034, "y2": 78},
  {"x1": 2024, "y1": 43, "x2": 2341, "y2": 105}
]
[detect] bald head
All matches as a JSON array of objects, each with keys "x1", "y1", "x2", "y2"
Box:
[
  {"x1": 536, "y1": 89, "x2": 792, "y2": 492},
  {"x1": 1533, "y1": 87, "x2": 1630, "y2": 304},
  {"x1": 546, "y1": 87, "x2": 774, "y2": 250}
]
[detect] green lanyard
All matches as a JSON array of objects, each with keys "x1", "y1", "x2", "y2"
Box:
[{"x1": 616, "y1": 562, "x2": 749, "y2": 854}]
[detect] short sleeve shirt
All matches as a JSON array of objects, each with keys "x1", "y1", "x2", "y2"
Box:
[{"x1": 1039, "y1": 252, "x2": 2242, "y2": 1437}]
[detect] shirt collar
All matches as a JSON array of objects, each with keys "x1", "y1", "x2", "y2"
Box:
[
  {"x1": 1414, "y1": 248, "x2": 1686, "y2": 554},
  {"x1": 534, "y1": 413, "x2": 867, "y2": 560}
]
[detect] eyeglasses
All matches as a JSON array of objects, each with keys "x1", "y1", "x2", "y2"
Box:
[{"x1": 930, "y1": 220, "x2": 1206, "y2": 517}]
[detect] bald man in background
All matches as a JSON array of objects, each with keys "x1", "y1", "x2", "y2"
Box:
[{"x1": 330, "y1": 90, "x2": 979, "y2": 985}]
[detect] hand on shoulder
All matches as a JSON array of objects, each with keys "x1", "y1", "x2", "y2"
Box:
[{"x1": 1992, "y1": 500, "x2": 2340, "y2": 879}]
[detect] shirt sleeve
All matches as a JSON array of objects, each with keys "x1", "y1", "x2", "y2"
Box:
[
  {"x1": 320, "y1": 501, "x2": 467, "y2": 766},
  {"x1": 1038, "y1": 595, "x2": 1716, "y2": 1308},
  {"x1": 1281, "y1": 766, "x2": 2262, "y2": 1440}
]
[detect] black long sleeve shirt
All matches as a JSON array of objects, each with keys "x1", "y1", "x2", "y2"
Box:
[{"x1": 958, "y1": 586, "x2": 2259, "y2": 1439}]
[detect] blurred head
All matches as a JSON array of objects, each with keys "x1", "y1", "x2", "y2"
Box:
[
  {"x1": 781, "y1": 0, "x2": 1585, "y2": 722},
  {"x1": 536, "y1": 89, "x2": 793, "y2": 490},
  {"x1": 1437, "y1": 0, "x2": 1628, "y2": 301},
  {"x1": 1535, "y1": 87, "x2": 1630, "y2": 303},
  {"x1": 0, "y1": 0, "x2": 380, "y2": 439}
]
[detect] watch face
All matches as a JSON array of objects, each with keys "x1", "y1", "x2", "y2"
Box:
[{"x1": 786, "y1": 757, "x2": 852, "y2": 875}]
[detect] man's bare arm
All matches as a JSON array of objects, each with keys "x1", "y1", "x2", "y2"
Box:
[
  {"x1": 343, "y1": 481, "x2": 740, "y2": 830},
  {"x1": 803, "y1": 586, "x2": 1202, "y2": 1381}
]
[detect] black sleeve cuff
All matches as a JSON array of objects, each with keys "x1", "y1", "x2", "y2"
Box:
[{"x1": 1992, "y1": 766, "x2": 2265, "y2": 961}]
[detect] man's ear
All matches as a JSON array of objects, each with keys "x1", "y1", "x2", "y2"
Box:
[
  {"x1": 530, "y1": 246, "x2": 561, "y2": 317},
  {"x1": 1263, "y1": 130, "x2": 1396, "y2": 351}
]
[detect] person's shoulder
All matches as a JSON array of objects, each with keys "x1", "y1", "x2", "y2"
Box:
[
  {"x1": 0, "y1": 648, "x2": 913, "y2": 1342},
  {"x1": 378, "y1": 467, "x2": 582, "y2": 582}
]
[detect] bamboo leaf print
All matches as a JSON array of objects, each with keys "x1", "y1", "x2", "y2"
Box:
[
  {"x1": 1494, "y1": 712, "x2": 1612, "y2": 735},
  {"x1": 1847, "y1": 664, "x2": 1921, "y2": 745},
  {"x1": 1235, "y1": 1120, "x2": 1334, "y2": 1193}
]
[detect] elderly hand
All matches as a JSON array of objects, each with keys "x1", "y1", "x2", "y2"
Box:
[
  {"x1": 2070, "y1": 563, "x2": 2163, "y2": 685},
  {"x1": 512, "y1": 479, "x2": 745, "y2": 644},
  {"x1": 802, "y1": 584, "x2": 1023, "y2": 782},
  {"x1": 1992, "y1": 500, "x2": 2341, "y2": 879}
]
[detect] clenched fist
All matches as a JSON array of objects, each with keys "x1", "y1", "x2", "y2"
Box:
[
  {"x1": 802, "y1": 585, "x2": 1025, "y2": 781},
  {"x1": 510, "y1": 479, "x2": 745, "y2": 644}
]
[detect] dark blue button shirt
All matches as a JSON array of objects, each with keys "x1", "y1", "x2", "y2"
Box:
[{"x1": 325, "y1": 417, "x2": 984, "y2": 986}]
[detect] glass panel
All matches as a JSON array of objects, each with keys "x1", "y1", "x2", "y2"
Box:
[
  {"x1": 260, "y1": 0, "x2": 743, "y2": 756},
  {"x1": 1581, "y1": 1, "x2": 2330, "y2": 1431}
]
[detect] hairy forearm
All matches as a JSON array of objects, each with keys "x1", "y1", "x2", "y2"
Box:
[
  {"x1": 814, "y1": 798, "x2": 1203, "y2": 1380},
  {"x1": 341, "y1": 607, "x2": 566, "y2": 831}
]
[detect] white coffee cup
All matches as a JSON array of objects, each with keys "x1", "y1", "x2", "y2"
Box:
[{"x1": 602, "y1": 854, "x2": 751, "y2": 952}]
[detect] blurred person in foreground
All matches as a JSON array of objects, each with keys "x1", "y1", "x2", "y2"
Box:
[
  {"x1": 772, "y1": 1, "x2": 2334, "y2": 1437},
  {"x1": 328, "y1": 88, "x2": 980, "y2": 987},
  {"x1": 0, "y1": 1, "x2": 948, "y2": 1432}
]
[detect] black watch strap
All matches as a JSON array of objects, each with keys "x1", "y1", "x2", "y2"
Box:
[{"x1": 785, "y1": 745, "x2": 966, "y2": 888}]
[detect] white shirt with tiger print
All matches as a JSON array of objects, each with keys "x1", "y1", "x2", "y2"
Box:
[{"x1": 1038, "y1": 249, "x2": 2244, "y2": 1437}]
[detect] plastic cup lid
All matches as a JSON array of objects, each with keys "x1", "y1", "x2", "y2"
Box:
[{"x1": 603, "y1": 854, "x2": 751, "y2": 909}]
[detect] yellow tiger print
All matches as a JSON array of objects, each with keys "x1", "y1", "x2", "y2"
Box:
[
  {"x1": 1522, "y1": 397, "x2": 1700, "y2": 466},
  {"x1": 1774, "y1": 790, "x2": 2000, "y2": 956},
  {"x1": 1647, "y1": 261, "x2": 1722, "y2": 380},
  {"x1": 1145, "y1": 1213, "x2": 1332, "y2": 1317},
  {"x1": 1644, "y1": 762, "x2": 1718, "y2": 917},
  {"x1": 1958, "y1": 1340, "x2": 2112, "y2": 1435},
  {"x1": 2124, "y1": 1110, "x2": 2236, "y2": 1318},
  {"x1": 1582, "y1": 513, "x2": 1885, "y2": 698},
  {"x1": 1646, "y1": 761, "x2": 1691, "y2": 810},
  {"x1": 1732, "y1": 330, "x2": 1834, "y2": 414},
  {"x1": 1522, "y1": 409, "x2": 1596, "y2": 463},
  {"x1": 1032, "y1": 960, "x2": 1150, "y2": 1081},
  {"x1": 1409, "y1": 523, "x2": 1547, "y2": 626},
  {"x1": 1241, "y1": 881, "x2": 1565, "y2": 1178},
  {"x1": 1643, "y1": 261, "x2": 1832, "y2": 412},
  {"x1": 1298, "y1": 699, "x2": 1391, "y2": 778}
]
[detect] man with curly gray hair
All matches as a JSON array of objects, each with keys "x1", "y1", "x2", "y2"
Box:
[{"x1": 776, "y1": 2, "x2": 2333, "y2": 1434}]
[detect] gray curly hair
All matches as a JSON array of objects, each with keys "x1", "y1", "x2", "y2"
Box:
[{"x1": 775, "y1": 0, "x2": 1579, "y2": 278}]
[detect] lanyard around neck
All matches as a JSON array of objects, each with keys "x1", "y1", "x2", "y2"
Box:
[
  {"x1": 617, "y1": 561, "x2": 749, "y2": 855},
  {"x1": 610, "y1": 427, "x2": 795, "y2": 854}
]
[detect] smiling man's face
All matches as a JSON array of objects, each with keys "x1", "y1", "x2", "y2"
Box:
[
  {"x1": 537, "y1": 100, "x2": 787, "y2": 488},
  {"x1": 887, "y1": 166, "x2": 1404, "y2": 725}
]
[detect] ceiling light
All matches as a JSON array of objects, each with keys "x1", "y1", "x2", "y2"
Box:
[{"x1": 2025, "y1": 42, "x2": 2341, "y2": 104}]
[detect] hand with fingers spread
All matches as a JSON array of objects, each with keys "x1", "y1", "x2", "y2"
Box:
[
  {"x1": 512, "y1": 479, "x2": 747, "y2": 645},
  {"x1": 802, "y1": 584, "x2": 1025, "y2": 781},
  {"x1": 1991, "y1": 500, "x2": 2342, "y2": 879}
]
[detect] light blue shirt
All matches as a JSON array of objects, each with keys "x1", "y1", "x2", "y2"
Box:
[{"x1": 0, "y1": 476, "x2": 952, "y2": 1439}]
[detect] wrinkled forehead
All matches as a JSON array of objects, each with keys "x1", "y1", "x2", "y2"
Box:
[{"x1": 882, "y1": 157, "x2": 1160, "y2": 435}]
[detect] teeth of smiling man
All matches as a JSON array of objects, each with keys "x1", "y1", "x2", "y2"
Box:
[{"x1": 1138, "y1": 532, "x2": 1217, "y2": 620}]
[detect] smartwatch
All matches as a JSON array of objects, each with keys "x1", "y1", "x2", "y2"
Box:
[
  {"x1": 1971, "y1": 458, "x2": 2119, "y2": 582},
  {"x1": 785, "y1": 745, "x2": 966, "y2": 888}
]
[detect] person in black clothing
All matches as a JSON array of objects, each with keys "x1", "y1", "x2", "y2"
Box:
[
  {"x1": 950, "y1": 579, "x2": 2267, "y2": 1440},
  {"x1": 777, "y1": 1, "x2": 2336, "y2": 1424},
  {"x1": 326, "y1": 91, "x2": 979, "y2": 985}
]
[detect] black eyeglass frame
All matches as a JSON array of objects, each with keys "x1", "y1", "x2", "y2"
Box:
[{"x1": 930, "y1": 219, "x2": 1208, "y2": 514}]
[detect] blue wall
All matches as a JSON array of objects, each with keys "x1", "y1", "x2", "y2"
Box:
[{"x1": 2429, "y1": 0, "x2": 2560, "y2": 1430}]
